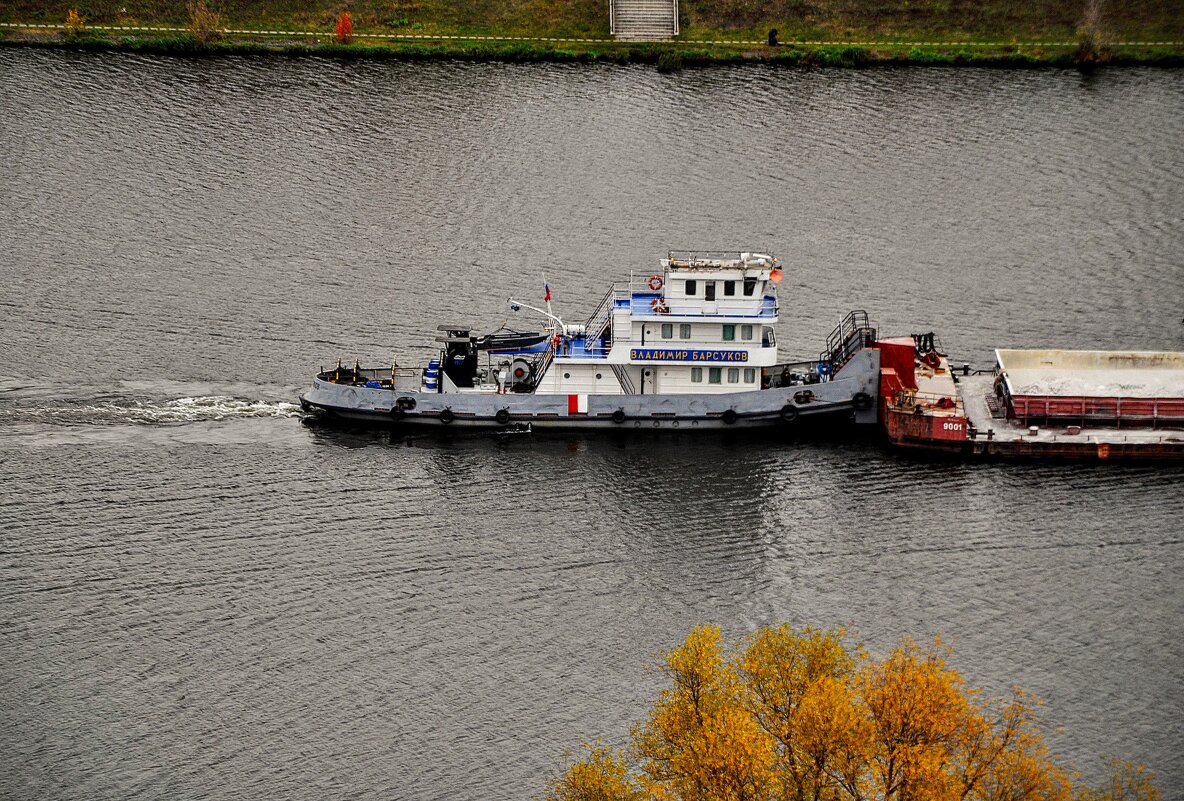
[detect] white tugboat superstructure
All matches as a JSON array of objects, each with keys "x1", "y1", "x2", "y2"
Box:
[{"x1": 300, "y1": 251, "x2": 882, "y2": 430}]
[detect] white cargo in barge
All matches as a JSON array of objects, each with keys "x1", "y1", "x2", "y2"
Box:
[{"x1": 300, "y1": 251, "x2": 882, "y2": 431}]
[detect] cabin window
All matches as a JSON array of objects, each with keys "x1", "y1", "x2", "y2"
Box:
[
  {"x1": 685, "y1": 279, "x2": 697, "y2": 296},
  {"x1": 728, "y1": 368, "x2": 740, "y2": 383},
  {"x1": 741, "y1": 324, "x2": 753, "y2": 340},
  {"x1": 722, "y1": 324, "x2": 736, "y2": 341},
  {"x1": 743, "y1": 278, "x2": 757, "y2": 296},
  {"x1": 691, "y1": 367, "x2": 703, "y2": 383},
  {"x1": 679, "y1": 324, "x2": 691, "y2": 339},
  {"x1": 744, "y1": 368, "x2": 756, "y2": 383},
  {"x1": 709, "y1": 367, "x2": 722, "y2": 384},
  {"x1": 763, "y1": 326, "x2": 776, "y2": 346},
  {"x1": 705, "y1": 282, "x2": 716, "y2": 301},
  {"x1": 661, "y1": 323, "x2": 673, "y2": 338},
  {"x1": 723, "y1": 280, "x2": 736, "y2": 296}
]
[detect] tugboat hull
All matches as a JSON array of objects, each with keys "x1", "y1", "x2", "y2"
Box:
[{"x1": 301, "y1": 350, "x2": 880, "y2": 431}]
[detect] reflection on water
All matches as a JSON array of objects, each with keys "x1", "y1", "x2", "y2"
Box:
[{"x1": 1, "y1": 49, "x2": 1182, "y2": 800}]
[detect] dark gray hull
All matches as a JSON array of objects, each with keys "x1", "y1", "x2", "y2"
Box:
[{"x1": 300, "y1": 350, "x2": 881, "y2": 432}]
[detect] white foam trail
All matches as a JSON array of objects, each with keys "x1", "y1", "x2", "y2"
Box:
[{"x1": 0, "y1": 396, "x2": 303, "y2": 426}]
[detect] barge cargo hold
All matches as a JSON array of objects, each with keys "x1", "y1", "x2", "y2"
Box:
[{"x1": 881, "y1": 344, "x2": 1184, "y2": 462}]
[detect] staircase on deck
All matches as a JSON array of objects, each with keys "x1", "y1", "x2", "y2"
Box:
[
  {"x1": 610, "y1": 0, "x2": 679, "y2": 40},
  {"x1": 821, "y1": 310, "x2": 878, "y2": 374}
]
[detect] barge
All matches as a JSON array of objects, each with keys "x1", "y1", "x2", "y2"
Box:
[
  {"x1": 881, "y1": 342, "x2": 1184, "y2": 461},
  {"x1": 301, "y1": 251, "x2": 882, "y2": 431}
]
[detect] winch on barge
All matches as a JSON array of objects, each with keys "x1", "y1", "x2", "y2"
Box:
[{"x1": 300, "y1": 251, "x2": 882, "y2": 431}]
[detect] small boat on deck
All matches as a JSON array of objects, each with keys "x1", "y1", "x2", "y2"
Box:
[{"x1": 300, "y1": 251, "x2": 883, "y2": 431}]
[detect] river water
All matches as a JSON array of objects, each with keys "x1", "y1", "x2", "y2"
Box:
[{"x1": 1, "y1": 49, "x2": 1182, "y2": 800}]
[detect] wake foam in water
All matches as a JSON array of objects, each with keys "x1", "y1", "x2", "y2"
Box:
[{"x1": 0, "y1": 395, "x2": 302, "y2": 427}]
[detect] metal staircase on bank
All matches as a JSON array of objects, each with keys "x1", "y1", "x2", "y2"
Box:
[{"x1": 610, "y1": 0, "x2": 679, "y2": 40}]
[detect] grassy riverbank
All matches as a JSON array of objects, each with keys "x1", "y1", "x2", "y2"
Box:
[{"x1": 2, "y1": 0, "x2": 1183, "y2": 66}]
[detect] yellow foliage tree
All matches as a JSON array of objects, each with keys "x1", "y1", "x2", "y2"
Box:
[
  {"x1": 1075, "y1": 760, "x2": 1162, "y2": 801},
  {"x1": 547, "y1": 625, "x2": 1159, "y2": 801},
  {"x1": 738, "y1": 625, "x2": 865, "y2": 801},
  {"x1": 634, "y1": 625, "x2": 776, "y2": 801},
  {"x1": 187, "y1": 0, "x2": 222, "y2": 44},
  {"x1": 64, "y1": 8, "x2": 85, "y2": 39},
  {"x1": 547, "y1": 745, "x2": 645, "y2": 801}
]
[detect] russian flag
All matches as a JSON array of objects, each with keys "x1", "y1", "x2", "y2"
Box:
[{"x1": 544, "y1": 282, "x2": 551, "y2": 303}]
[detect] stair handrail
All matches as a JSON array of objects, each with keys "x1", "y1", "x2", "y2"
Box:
[{"x1": 584, "y1": 283, "x2": 623, "y2": 343}]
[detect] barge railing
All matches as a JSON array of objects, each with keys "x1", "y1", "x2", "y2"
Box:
[{"x1": 1008, "y1": 395, "x2": 1184, "y2": 428}]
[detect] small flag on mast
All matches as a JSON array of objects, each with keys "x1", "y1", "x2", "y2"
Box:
[{"x1": 544, "y1": 282, "x2": 551, "y2": 302}]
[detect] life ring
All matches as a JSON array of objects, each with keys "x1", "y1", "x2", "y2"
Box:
[
  {"x1": 648, "y1": 275, "x2": 663, "y2": 291},
  {"x1": 721, "y1": 409, "x2": 738, "y2": 425},
  {"x1": 611, "y1": 408, "x2": 626, "y2": 424},
  {"x1": 439, "y1": 408, "x2": 455, "y2": 424},
  {"x1": 852, "y1": 391, "x2": 873, "y2": 410},
  {"x1": 650, "y1": 298, "x2": 670, "y2": 314},
  {"x1": 780, "y1": 404, "x2": 798, "y2": 422},
  {"x1": 495, "y1": 408, "x2": 510, "y2": 425}
]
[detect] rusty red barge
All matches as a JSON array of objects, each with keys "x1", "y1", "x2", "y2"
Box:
[{"x1": 875, "y1": 340, "x2": 1184, "y2": 461}]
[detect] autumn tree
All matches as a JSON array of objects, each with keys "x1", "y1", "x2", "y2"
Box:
[
  {"x1": 738, "y1": 625, "x2": 865, "y2": 801},
  {"x1": 187, "y1": 0, "x2": 221, "y2": 44},
  {"x1": 1075, "y1": 760, "x2": 1162, "y2": 801},
  {"x1": 63, "y1": 8, "x2": 85, "y2": 39},
  {"x1": 335, "y1": 12, "x2": 353, "y2": 44},
  {"x1": 634, "y1": 625, "x2": 776, "y2": 801},
  {"x1": 546, "y1": 625, "x2": 1159, "y2": 801},
  {"x1": 547, "y1": 745, "x2": 645, "y2": 801}
]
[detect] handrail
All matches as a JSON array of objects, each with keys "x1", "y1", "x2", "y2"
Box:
[
  {"x1": 888, "y1": 390, "x2": 964, "y2": 416},
  {"x1": 820, "y1": 309, "x2": 875, "y2": 370},
  {"x1": 584, "y1": 283, "x2": 626, "y2": 343}
]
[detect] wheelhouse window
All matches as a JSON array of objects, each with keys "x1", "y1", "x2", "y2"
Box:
[
  {"x1": 723, "y1": 280, "x2": 736, "y2": 296},
  {"x1": 708, "y1": 367, "x2": 722, "y2": 384},
  {"x1": 705, "y1": 282, "x2": 717, "y2": 301},
  {"x1": 743, "y1": 278, "x2": 757, "y2": 296},
  {"x1": 722, "y1": 324, "x2": 736, "y2": 341},
  {"x1": 728, "y1": 368, "x2": 740, "y2": 383},
  {"x1": 661, "y1": 323, "x2": 673, "y2": 338},
  {"x1": 741, "y1": 324, "x2": 753, "y2": 340},
  {"x1": 691, "y1": 367, "x2": 703, "y2": 383},
  {"x1": 685, "y1": 279, "x2": 697, "y2": 296},
  {"x1": 679, "y1": 323, "x2": 691, "y2": 339},
  {"x1": 743, "y1": 368, "x2": 756, "y2": 383}
]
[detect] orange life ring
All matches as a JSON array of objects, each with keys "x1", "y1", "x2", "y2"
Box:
[
  {"x1": 650, "y1": 298, "x2": 670, "y2": 314},
  {"x1": 648, "y1": 275, "x2": 663, "y2": 291}
]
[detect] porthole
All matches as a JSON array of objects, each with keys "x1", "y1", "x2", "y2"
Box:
[
  {"x1": 563, "y1": 372, "x2": 570, "y2": 379},
  {"x1": 595, "y1": 373, "x2": 602, "y2": 379}
]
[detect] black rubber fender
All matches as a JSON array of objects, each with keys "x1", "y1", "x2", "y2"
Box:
[
  {"x1": 495, "y1": 408, "x2": 510, "y2": 425},
  {"x1": 721, "y1": 409, "x2": 738, "y2": 425},
  {"x1": 611, "y1": 408, "x2": 626, "y2": 424},
  {"x1": 780, "y1": 404, "x2": 799, "y2": 422},
  {"x1": 439, "y1": 408, "x2": 455, "y2": 425},
  {"x1": 852, "y1": 391, "x2": 873, "y2": 410}
]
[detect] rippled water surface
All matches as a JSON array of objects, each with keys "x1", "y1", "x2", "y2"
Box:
[{"x1": 2, "y1": 50, "x2": 1183, "y2": 800}]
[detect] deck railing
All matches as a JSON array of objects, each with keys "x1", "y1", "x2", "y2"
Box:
[{"x1": 820, "y1": 310, "x2": 876, "y2": 372}]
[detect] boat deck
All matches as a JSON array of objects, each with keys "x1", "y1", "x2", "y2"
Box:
[
  {"x1": 619, "y1": 293, "x2": 778, "y2": 318},
  {"x1": 957, "y1": 374, "x2": 1184, "y2": 448}
]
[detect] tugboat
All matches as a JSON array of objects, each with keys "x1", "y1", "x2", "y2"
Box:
[{"x1": 300, "y1": 251, "x2": 882, "y2": 430}]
